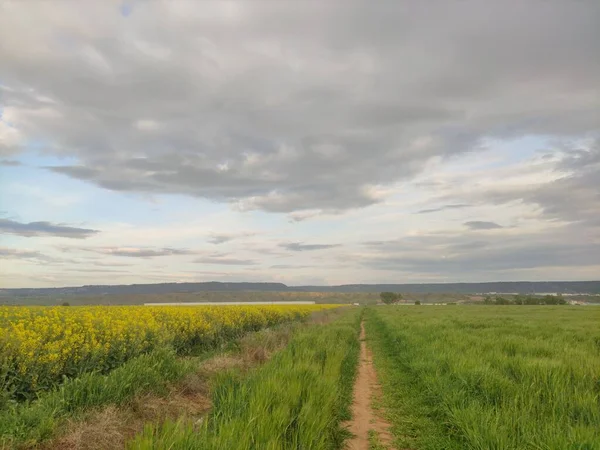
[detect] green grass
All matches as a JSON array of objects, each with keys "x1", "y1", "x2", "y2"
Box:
[
  {"x1": 366, "y1": 306, "x2": 600, "y2": 450},
  {"x1": 368, "y1": 430, "x2": 390, "y2": 450},
  {"x1": 129, "y1": 309, "x2": 361, "y2": 450},
  {"x1": 0, "y1": 346, "x2": 190, "y2": 448}
]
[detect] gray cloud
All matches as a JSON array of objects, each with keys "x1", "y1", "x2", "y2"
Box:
[
  {"x1": 67, "y1": 268, "x2": 131, "y2": 274},
  {"x1": 453, "y1": 140, "x2": 600, "y2": 229},
  {"x1": 88, "y1": 261, "x2": 134, "y2": 267},
  {"x1": 528, "y1": 143, "x2": 600, "y2": 227},
  {"x1": 359, "y1": 226, "x2": 600, "y2": 275},
  {"x1": 465, "y1": 221, "x2": 503, "y2": 230},
  {"x1": 194, "y1": 257, "x2": 257, "y2": 266},
  {"x1": 287, "y1": 211, "x2": 323, "y2": 222},
  {"x1": 417, "y1": 204, "x2": 470, "y2": 214},
  {"x1": 0, "y1": 247, "x2": 46, "y2": 260},
  {"x1": 0, "y1": 159, "x2": 21, "y2": 167},
  {"x1": 207, "y1": 235, "x2": 233, "y2": 245},
  {"x1": 83, "y1": 247, "x2": 194, "y2": 258},
  {"x1": 1, "y1": 2, "x2": 599, "y2": 286},
  {"x1": 207, "y1": 232, "x2": 257, "y2": 244},
  {"x1": 270, "y1": 264, "x2": 311, "y2": 269},
  {"x1": 364, "y1": 243, "x2": 600, "y2": 273},
  {"x1": 280, "y1": 242, "x2": 341, "y2": 252},
  {"x1": 0, "y1": 219, "x2": 100, "y2": 238},
  {"x1": 0, "y1": 1, "x2": 597, "y2": 214}
]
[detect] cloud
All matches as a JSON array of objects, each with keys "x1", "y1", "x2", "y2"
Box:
[
  {"x1": 280, "y1": 242, "x2": 341, "y2": 252},
  {"x1": 89, "y1": 261, "x2": 134, "y2": 267},
  {"x1": 358, "y1": 225, "x2": 600, "y2": 275},
  {"x1": 67, "y1": 267, "x2": 131, "y2": 274},
  {"x1": 465, "y1": 221, "x2": 503, "y2": 230},
  {"x1": 526, "y1": 142, "x2": 600, "y2": 226},
  {"x1": 207, "y1": 232, "x2": 257, "y2": 244},
  {"x1": 83, "y1": 247, "x2": 194, "y2": 258},
  {"x1": 207, "y1": 235, "x2": 233, "y2": 245},
  {"x1": 0, "y1": 115, "x2": 23, "y2": 157},
  {"x1": 0, "y1": 1, "x2": 597, "y2": 214},
  {"x1": 194, "y1": 257, "x2": 257, "y2": 266},
  {"x1": 0, "y1": 247, "x2": 46, "y2": 260},
  {"x1": 1, "y1": 2, "x2": 599, "y2": 287},
  {"x1": 287, "y1": 210, "x2": 323, "y2": 222},
  {"x1": 0, "y1": 159, "x2": 21, "y2": 166},
  {"x1": 0, "y1": 218, "x2": 99, "y2": 238},
  {"x1": 447, "y1": 139, "x2": 600, "y2": 228},
  {"x1": 417, "y1": 204, "x2": 470, "y2": 214},
  {"x1": 270, "y1": 264, "x2": 311, "y2": 269}
]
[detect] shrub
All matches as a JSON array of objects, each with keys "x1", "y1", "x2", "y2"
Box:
[{"x1": 380, "y1": 292, "x2": 402, "y2": 304}]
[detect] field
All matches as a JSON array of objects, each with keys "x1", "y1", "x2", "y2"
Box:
[
  {"x1": 366, "y1": 306, "x2": 600, "y2": 449},
  {"x1": 0, "y1": 291, "x2": 478, "y2": 306},
  {"x1": 1, "y1": 303, "x2": 599, "y2": 449},
  {"x1": 0, "y1": 305, "x2": 335, "y2": 402}
]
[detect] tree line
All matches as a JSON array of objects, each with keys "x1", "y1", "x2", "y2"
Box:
[{"x1": 484, "y1": 294, "x2": 567, "y2": 305}]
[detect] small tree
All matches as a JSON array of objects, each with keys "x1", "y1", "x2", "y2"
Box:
[
  {"x1": 380, "y1": 292, "x2": 399, "y2": 304},
  {"x1": 524, "y1": 295, "x2": 540, "y2": 305},
  {"x1": 495, "y1": 296, "x2": 511, "y2": 305},
  {"x1": 541, "y1": 294, "x2": 566, "y2": 305},
  {"x1": 61, "y1": 301, "x2": 70, "y2": 307},
  {"x1": 415, "y1": 300, "x2": 421, "y2": 305}
]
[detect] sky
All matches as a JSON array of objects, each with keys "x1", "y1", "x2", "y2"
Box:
[{"x1": 0, "y1": 1, "x2": 599, "y2": 288}]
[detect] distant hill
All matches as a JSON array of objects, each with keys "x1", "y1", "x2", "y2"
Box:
[
  {"x1": 1, "y1": 280, "x2": 599, "y2": 298},
  {"x1": 0, "y1": 282, "x2": 288, "y2": 298}
]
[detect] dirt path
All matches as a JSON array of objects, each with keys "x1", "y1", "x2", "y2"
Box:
[{"x1": 345, "y1": 320, "x2": 395, "y2": 450}]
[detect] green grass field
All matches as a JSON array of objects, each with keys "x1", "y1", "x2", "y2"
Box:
[
  {"x1": 366, "y1": 306, "x2": 600, "y2": 450},
  {"x1": 2, "y1": 304, "x2": 598, "y2": 449}
]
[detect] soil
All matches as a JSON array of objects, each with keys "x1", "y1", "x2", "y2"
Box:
[{"x1": 345, "y1": 320, "x2": 395, "y2": 450}]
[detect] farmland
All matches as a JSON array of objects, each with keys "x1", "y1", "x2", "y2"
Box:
[
  {"x1": 0, "y1": 304, "x2": 341, "y2": 448},
  {"x1": 0, "y1": 305, "x2": 335, "y2": 402},
  {"x1": 1, "y1": 303, "x2": 599, "y2": 449},
  {"x1": 366, "y1": 306, "x2": 600, "y2": 449}
]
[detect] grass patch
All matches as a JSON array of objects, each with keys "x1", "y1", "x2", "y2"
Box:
[
  {"x1": 38, "y1": 322, "x2": 310, "y2": 450},
  {"x1": 366, "y1": 306, "x2": 600, "y2": 450},
  {"x1": 0, "y1": 347, "x2": 189, "y2": 449},
  {"x1": 128, "y1": 309, "x2": 361, "y2": 449},
  {"x1": 368, "y1": 430, "x2": 390, "y2": 450}
]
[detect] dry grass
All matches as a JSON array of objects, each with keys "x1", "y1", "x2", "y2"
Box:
[
  {"x1": 48, "y1": 406, "x2": 129, "y2": 450},
  {"x1": 41, "y1": 378, "x2": 213, "y2": 450}
]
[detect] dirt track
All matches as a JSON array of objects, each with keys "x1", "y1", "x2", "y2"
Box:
[{"x1": 345, "y1": 320, "x2": 395, "y2": 450}]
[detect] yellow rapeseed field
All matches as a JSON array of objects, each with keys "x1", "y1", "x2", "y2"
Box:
[{"x1": 0, "y1": 304, "x2": 334, "y2": 400}]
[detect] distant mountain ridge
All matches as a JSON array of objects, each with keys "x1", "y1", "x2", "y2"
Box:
[{"x1": 1, "y1": 281, "x2": 599, "y2": 297}]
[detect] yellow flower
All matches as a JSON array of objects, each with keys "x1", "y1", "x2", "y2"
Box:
[{"x1": 0, "y1": 303, "x2": 339, "y2": 399}]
